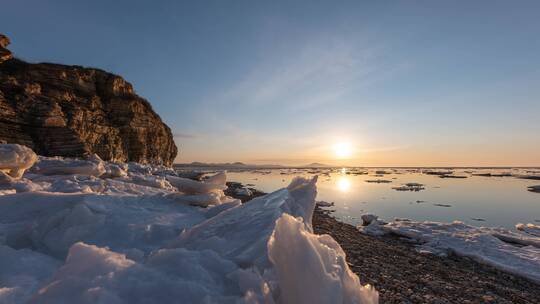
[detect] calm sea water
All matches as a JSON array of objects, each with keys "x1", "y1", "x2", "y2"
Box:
[{"x1": 223, "y1": 168, "x2": 540, "y2": 229}]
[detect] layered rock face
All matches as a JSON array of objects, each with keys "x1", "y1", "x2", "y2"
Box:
[{"x1": 0, "y1": 34, "x2": 177, "y2": 165}]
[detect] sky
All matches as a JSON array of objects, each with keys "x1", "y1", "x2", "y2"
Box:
[{"x1": 1, "y1": 0, "x2": 539, "y2": 166}]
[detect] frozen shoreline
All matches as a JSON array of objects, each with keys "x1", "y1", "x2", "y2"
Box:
[
  {"x1": 226, "y1": 179, "x2": 540, "y2": 302},
  {"x1": 313, "y1": 208, "x2": 540, "y2": 303},
  {"x1": 0, "y1": 144, "x2": 377, "y2": 303},
  {"x1": 358, "y1": 216, "x2": 540, "y2": 284}
]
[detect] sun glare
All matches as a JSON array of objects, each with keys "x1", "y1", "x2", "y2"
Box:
[
  {"x1": 333, "y1": 142, "x2": 352, "y2": 159},
  {"x1": 337, "y1": 176, "x2": 351, "y2": 192}
]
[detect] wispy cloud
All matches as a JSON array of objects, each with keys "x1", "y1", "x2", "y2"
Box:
[{"x1": 216, "y1": 38, "x2": 380, "y2": 111}]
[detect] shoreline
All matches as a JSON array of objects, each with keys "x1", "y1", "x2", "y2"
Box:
[
  {"x1": 228, "y1": 181, "x2": 540, "y2": 303},
  {"x1": 313, "y1": 208, "x2": 540, "y2": 303}
]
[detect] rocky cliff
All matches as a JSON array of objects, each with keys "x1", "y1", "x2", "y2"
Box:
[{"x1": 0, "y1": 34, "x2": 177, "y2": 165}]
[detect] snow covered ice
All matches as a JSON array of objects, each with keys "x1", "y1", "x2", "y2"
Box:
[
  {"x1": 358, "y1": 215, "x2": 540, "y2": 284},
  {"x1": 0, "y1": 144, "x2": 377, "y2": 303}
]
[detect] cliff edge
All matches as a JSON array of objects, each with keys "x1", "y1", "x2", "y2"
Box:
[{"x1": 0, "y1": 34, "x2": 177, "y2": 165}]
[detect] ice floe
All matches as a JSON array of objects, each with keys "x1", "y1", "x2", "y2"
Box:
[
  {"x1": 528, "y1": 185, "x2": 540, "y2": 193},
  {"x1": 364, "y1": 179, "x2": 392, "y2": 184},
  {"x1": 392, "y1": 183, "x2": 425, "y2": 191}
]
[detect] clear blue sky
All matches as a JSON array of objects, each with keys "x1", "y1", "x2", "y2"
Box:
[{"x1": 2, "y1": 0, "x2": 539, "y2": 166}]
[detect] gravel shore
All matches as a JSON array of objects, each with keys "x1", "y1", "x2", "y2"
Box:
[{"x1": 313, "y1": 208, "x2": 540, "y2": 303}]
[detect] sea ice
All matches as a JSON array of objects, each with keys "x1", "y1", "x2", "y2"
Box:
[
  {"x1": 528, "y1": 185, "x2": 540, "y2": 193},
  {"x1": 360, "y1": 214, "x2": 378, "y2": 226},
  {"x1": 358, "y1": 216, "x2": 540, "y2": 284},
  {"x1": 392, "y1": 183, "x2": 425, "y2": 191},
  {"x1": 30, "y1": 155, "x2": 106, "y2": 177},
  {"x1": 0, "y1": 146, "x2": 378, "y2": 303},
  {"x1": 268, "y1": 214, "x2": 378, "y2": 304},
  {"x1": 167, "y1": 172, "x2": 227, "y2": 194}
]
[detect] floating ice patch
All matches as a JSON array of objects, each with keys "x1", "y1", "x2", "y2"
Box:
[
  {"x1": 392, "y1": 183, "x2": 425, "y2": 191},
  {"x1": 528, "y1": 185, "x2": 540, "y2": 193},
  {"x1": 365, "y1": 179, "x2": 392, "y2": 183}
]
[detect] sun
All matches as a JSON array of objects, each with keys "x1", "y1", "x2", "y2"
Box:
[{"x1": 333, "y1": 142, "x2": 352, "y2": 159}]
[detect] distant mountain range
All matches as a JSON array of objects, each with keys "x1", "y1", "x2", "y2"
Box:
[{"x1": 174, "y1": 162, "x2": 333, "y2": 169}]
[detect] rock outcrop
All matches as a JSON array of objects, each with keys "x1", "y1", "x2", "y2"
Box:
[
  {"x1": 0, "y1": 34, "x2": 177, "y2": 165},
  {"x1": 0, "y1": 34, "x2": 12, "y2": 64}
]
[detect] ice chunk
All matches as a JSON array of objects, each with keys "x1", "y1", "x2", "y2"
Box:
[
  {"x1": 167, "y1": 172, "x2": 227, "y2": 194},
  {"x1": 169, "y1": 177, "x2": 319, "y2": 265},
  {"x1": 361, "y1": 214, "x2": 378, "y2": 226},
  {"x1": 0, "y1": 144, "x2": 38, "y2": 178},
  {"x1": 364, "y1": 179, "x2": 392, "y2": 183},
  {"x1": 0, "y1": 171, "x2": 44, "y2": 193},
  {"x1": 31, "y1": 155, "x2": 106, "y2": 177},
  {"x1": 392, "y1": 183, "x2": 425, "y2": 191},
  {"x1": 204, "y1": 171, "x2": 227, "y2": 185},
  {"x1": 268, "y1": 214, "x2": 378, "y2": 304},
  {"x1": 170, "y1": 176, "x2": 377, "y2": 303},
  {"x1": 121, "y1": 173, "x2": 173, "y2": 190},
  {"x1": 29, "y1": 242, "x2": 135, "y2": 303},
  {"x1": 103, "y1": 163, "x2": 128, "y2": 178},
  {"x1": 357, "y1": 214, "x2": 387, "y2": 237},
  {"x1": 285, "y1": 176, "x2": 318, "y2": 229}
]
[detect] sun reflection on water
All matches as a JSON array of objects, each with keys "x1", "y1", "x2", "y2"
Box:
[{"x1": 337, "y1": 176, "x2": 351, "y2": 192}]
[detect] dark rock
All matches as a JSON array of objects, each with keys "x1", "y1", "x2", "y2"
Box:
[
  {"x1": 0, "y1": 34, "x2": 9, "y2": 48},
  {"x1": 0, "y1": 34, "x2": 177, "y2": 165},
  {"x1": 225, "y1": 181, "x2": 266, "y2": 203},
  {"x1": 439, "y1": 175, "x2": 467, "y2": 179},
  {"x1": 0, "y1": 34, "x2": 12, "y2": 64}
]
